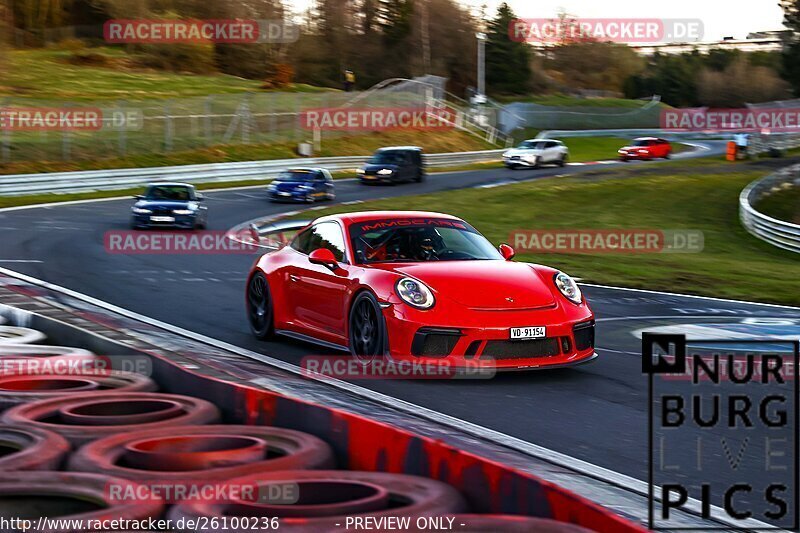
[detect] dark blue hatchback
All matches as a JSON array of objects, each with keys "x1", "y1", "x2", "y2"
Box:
[
  {"x1": 130, "y1": 183, "x2": 208, "y2": 230},
  {"x1": 267, "y1": 168, "x2": 335, "y2": 203}
]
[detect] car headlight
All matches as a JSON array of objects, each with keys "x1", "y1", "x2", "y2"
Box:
[
  {"x1": 396, "y1": 278, "x2": 435, "y2": 309},
  {"x1": 298, "y1": 185, "x2": 313, "y2": 190},
  {"x1": 267, "y1": 183, "x2": 277, "y2": 190},
  {"x1": 131, "y1": 207, "x2": 152, "y2": 214},
  {"x1": 173, "y1": 209, "x2": 194, "y2": 215},
  {"x1": 554, "y1": 272, "x2": 582, "y2": 305},
  {"x1": 356, "y1": 169, "x2": 365, "y2": 175},
  {"x1": 377, "y1": 169, "x2": 394, "y2": 176},
  {"x1": 502, "y1": 151, "x2": 511, "y2": 158}
]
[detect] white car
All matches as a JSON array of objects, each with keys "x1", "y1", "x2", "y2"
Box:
[{"x1": 503, "y1": 139, "x2": 569, "y2": 169}]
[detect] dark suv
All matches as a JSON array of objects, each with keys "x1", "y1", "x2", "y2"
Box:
[{"x1": 357, "y1": 146, "x2": 425, "y2": 184}]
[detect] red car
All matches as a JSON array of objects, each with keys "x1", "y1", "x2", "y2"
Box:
[
  {"x1": 618, "y1": 137, "x2": 672, "y2": 161},
  {"x1": 246, "y1": 211, "x2": 597, "y2": 371}
]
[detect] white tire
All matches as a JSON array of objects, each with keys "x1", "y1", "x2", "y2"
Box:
[
  {"x1": 0, "y1": 327, "x2": 47, "y2": 345},
  {"x1": 0, "y1": 344, "x2": 94, "y2": 356}
]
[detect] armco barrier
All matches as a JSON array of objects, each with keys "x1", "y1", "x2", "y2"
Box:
[
  {"x1": 0, "y1": 272, "x2": 645, "y2": 532},
  {"x1": 740, "y1": 162, "x2": 800, "y2": 253},
  {"x1": 0, "y1": 150, "x2": 505, "y2": 196}
]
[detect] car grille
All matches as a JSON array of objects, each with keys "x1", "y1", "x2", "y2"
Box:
[
  {"x1": 574, "y1": 321, "x2": 596, "y2": 351},
  {"x1": 482, "y1": 338, "x2": 561, "y2": 360},
  {"x1": 151, "y1": 208, "x2": 174, "y2": 216},
  {"x1": 510, "y1": 156, "x2": 521, "y2": 160},
  {"x1": 411, "y1": 329, "x2": 462, "y2": 357}
]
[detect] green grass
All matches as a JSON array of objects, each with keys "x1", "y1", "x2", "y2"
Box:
[
  {"x1": 3, "y1": 48, "x2": 339, "y2": 102},
  {"x1": 3, "y1": 48, "x2": 268, "y2": 102},
  {"x1": 495, "y1": 94, "x2": 670, "y2": 108},
  {"x1": 283, "y1": 161, "x2": 800, "y2": 306},
  {"x1": 0, "y1": 130, "x2": 495, "y2": 175},
  {"x1": 756, "y1": 185, "x2": 800, "y2": 224}
]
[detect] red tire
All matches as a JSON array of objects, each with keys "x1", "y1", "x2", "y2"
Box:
[
  {"x1": 2, "y1": 392, "x2": 220, "y2": 446},
  {"x1": 69, "y1": 426, "x2": 335, "y2": 500},
  {"x1": 168, "y1": 470, "x2": 467, "y2": 532},
  {"x1": 0, "y1": 471, "x2": 164, "y2": 530},
  {"x1": 416, "y1": 515, "x2": 593, "y2": 532},
  {"x1": 0, "y1": 371, "x2": 157, "y2": 409},
  {"x1": 0, "y1": 425, "x2": 70, "y2": 471}
]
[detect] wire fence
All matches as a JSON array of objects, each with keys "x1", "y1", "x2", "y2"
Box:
[
  {"x1": 498, "y1": 98, "x2": 664, "y2": 133},
  {"x1": 0, "y1": 89, "x2": 439, "y2": 164}
]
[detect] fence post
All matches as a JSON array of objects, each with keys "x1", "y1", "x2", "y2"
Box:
[
  {"x1": 164, "y1": 102, "x2": 173, "y2": 152},
  {"x1": 241, "y1": 93, "x2": 251, "y2": 144},
  {"x1": 204, "y1": 96, "x2": 213, "y2": 146},
  {"x1": 1, "y1": 98, "x2": 9, "y2": 164},
  {"x1": 62, "y1": 103, "x2": 71, "y2": 161},
  {"x1": 117, "y1": 100, "x2": 127, "y2": 158}
]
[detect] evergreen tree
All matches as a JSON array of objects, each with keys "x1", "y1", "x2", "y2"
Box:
[{"x1": 485, "y1": 3, "x2": 531, "y2": 95}]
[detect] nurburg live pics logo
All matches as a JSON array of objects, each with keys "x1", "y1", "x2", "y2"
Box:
[{"x1": 643, "y1": 333, "x2": 799, "y2": 530}]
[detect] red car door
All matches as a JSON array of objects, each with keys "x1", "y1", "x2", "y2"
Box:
[{"x1": 288, "y1": 221, "x2": 353, "y2": 345}]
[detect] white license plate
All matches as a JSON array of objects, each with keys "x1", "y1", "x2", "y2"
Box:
[
  {"x1": 278, "y1": 192, "x2": 290, "y2": 196},
  {"x1": 150, "y1": 216, "x2": 175, "y2": 222},
  {"x1": 510, "y1": 326, "x2": 546, "y2": 340}
]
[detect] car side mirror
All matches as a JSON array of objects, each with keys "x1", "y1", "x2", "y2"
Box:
[
  {"x1": 499, "y1": 243, "x2": 515, "y2": 261},
  {"x1": 309, "y1": 248, "x2": 338, "y2": 269},
  {"x1": 196, "y1": 193, "x2": 205, "y2": 201}
]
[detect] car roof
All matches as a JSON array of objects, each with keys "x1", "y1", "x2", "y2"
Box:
[
  {"x1": 146, "y1": 182, "x2": 194, "y2": 188},
  {"x1": 375, "y1": 146, "x2": 423, "y2": 152},
  {"x1": 313, "y1": 211, "x2": 461, "y2": 226},
  {"x1": 526, "y1": 139, "x2": 559, "y2": 143},
  {"x1": 633, "y1": 137, "x2": 660, "y2": 141},
  {"x1": 285, "y1": 167, "x2": 323, "y2": 173}
]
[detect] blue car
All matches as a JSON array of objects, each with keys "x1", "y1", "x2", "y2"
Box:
[
  {"x1": 130, "y1": 183, "x2": 208, "y2": 230},
  {"x1": 267, "y1": 168, "x2": 335, "y2": 203}
]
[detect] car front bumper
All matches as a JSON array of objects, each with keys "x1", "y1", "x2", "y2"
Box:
[
  {"x1": 269, "y1": 191, "x2": 310, "y2": 202},
  {"x1": 131, "y1": 214, "x2": 198, "y2": 229},
  {"x1": 503, "y1": 156, "x2": 538, "y2": 167},
  {"x1": 381, "y1": 302, "x2": 597, "y2": 371}
]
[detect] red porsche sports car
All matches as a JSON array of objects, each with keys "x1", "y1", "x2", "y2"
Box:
[
  {"x1": 246, "y1": 211, "x2": 597, "y2": 371},
  {"x1": 618, "y1": 137, "x2": 672, "y2": 161}
]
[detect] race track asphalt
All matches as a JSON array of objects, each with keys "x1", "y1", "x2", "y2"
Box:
[{"x1": 2, "y1": 144, "x2": 797, "y2": 523}]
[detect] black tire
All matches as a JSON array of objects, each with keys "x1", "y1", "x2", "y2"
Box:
[
  {"x1": 414, "y1": 169, "x2": 424, "y2": 183},
  {"x1": 664, "y1": 152, "x2": 671, "y2": 159},
  {"x1": 247, "y1": 272, "x2": 275, "y2": 340},
  {"x1": 348, "y1": 292, "x2": 386, "y2": 362},
  {"x1": 558, "y1": 154, "x2": 567, "y2": 167}
]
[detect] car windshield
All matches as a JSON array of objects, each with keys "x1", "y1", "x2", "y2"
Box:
[
  {"x1": 277, "y1": 171, "x2": 315, "y2": 182},
  {"x1": 368, "y1": 151, "x2": 408, "y2": 165},
  {"x1": 350, "y1": 218, "x2": 503, "y2": 264},
  {"x1": 632, "y1": 140, "x2": 651, "y2": 147},
  {"x1": 517, "y1": 141, "x2": 544, "y2": 149},
  {"x1": 145, "y1": 186, "x2": 191, "y2": 201}
]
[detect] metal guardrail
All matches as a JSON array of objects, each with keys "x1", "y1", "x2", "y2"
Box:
[
  {"x1": 0, "y1": 150, "x2": 506, "y2": 196},
  {"x1": 740, "y1": 163, "x2": 800, "y2": 253}
]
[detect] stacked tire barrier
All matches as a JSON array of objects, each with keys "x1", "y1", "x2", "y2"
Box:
[{"x1": 0, "y1": 327, "x2": 599, "y2": 532}]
